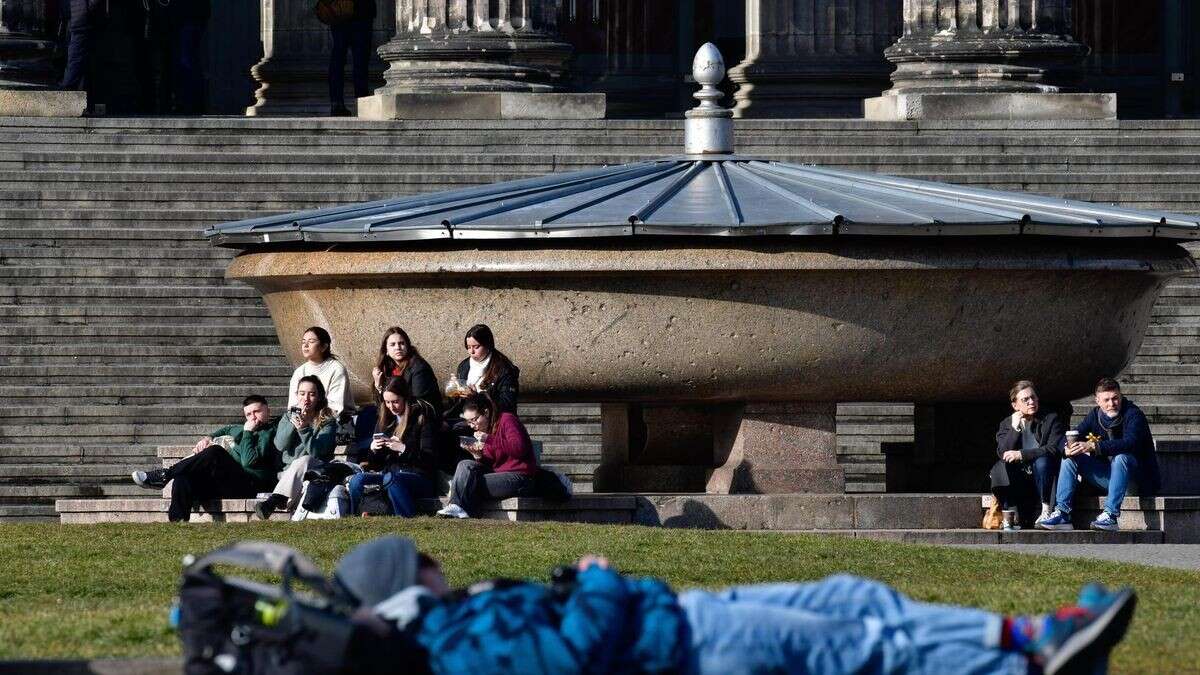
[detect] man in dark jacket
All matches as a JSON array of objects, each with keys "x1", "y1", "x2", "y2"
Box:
[
  {"x1": 1039, "y1": 378, "x2": 1161, "y2": 532},
  {"x1": 337, "y1": 537, "x2": 1136, "y2": 675},
  {"x1": 131, "y1": 394, "x2": 278, "y2": 522},
  {"x1": 991, "y1": 379, "x2": 1064, "y2": 527}
]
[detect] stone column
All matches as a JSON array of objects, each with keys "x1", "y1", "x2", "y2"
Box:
[
  {"x1": 359, "y1": 0, "x2": 604, "y2": 120},
  {"x1": 246, "y1": 0, "x2": 394, "y2": 116},
  {"x1": 865, "y1": 0, "x2": 1115, "y2": 120},
  {"x1": 708, "y1": 403, "x2": 845, "y2": 494},
  {"x1": 0, "y1": 0, "x2": 84, "y2": 115},
  {"x1": 729, "y1": 0, "x2": 900, "y2": 118}
]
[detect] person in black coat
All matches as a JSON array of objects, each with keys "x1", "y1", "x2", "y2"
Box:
[
  {"x1": 445, "y1": 323, "x2": 520, "y2": 420},
  {"x1": 347, "y1": 377, "x2": 439, "y2": 517},
  {"x1": 990, "y1": 379, "x2": 1064, "y2": 527},
  {"x1": 372, "y1": 326, "x2": 442, "y2": 417}
]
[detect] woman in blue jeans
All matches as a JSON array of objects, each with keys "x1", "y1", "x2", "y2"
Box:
[
  {"x1": 346, "y1": 378, "x2": 437, "y2": 516},
  {"x1": 337, "y1": 537, "x2": 1138, "y2": 675}
]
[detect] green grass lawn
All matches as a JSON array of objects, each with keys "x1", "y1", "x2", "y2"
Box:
[{"x1": 1, "y1": 519, "x2": 1197, "y2": 672}]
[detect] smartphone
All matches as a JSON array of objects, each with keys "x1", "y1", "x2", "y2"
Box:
[
  {"x1": 373, "y1": 433, "x2": 387, "y2": 441},
  {"x1": 288, "y1": 406, "x2": 301, "y2": 415}
]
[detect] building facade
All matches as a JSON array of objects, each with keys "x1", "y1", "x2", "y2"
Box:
[{"x1": 4, "y1": 0, "x2": 1199, "y2": 119}]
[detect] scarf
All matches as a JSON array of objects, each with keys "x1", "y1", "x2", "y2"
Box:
[{"x1": 1096, "y1": 401, "x2": 1126, "y2": 438}]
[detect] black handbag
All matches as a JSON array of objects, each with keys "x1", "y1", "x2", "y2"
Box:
[{"x1": 358, "y1": 483, "x2": 392, "y2": 516}]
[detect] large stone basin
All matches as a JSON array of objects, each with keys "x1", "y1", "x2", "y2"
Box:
[{"x1": 229, "y1": 237, "x2": 1193, "y2": 406}]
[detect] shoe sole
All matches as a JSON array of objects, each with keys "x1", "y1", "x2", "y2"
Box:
[
  {"x1": 1036, "y1": 523, "x2": 1075, "y2": 531},
  {"x1": 1045, "y1": 589, "x2": 1137, "y2": 675}
]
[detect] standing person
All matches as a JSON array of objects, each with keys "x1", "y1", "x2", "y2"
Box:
[
  {"x1": 347, "y1": 377, "x2": 438, "y2": 517},
  {"x1": 255, "y1": 375, "x2": 338, "y2": 519},
  {"x1": 288, "y1": 326, "x2": 355, "y2": 416},
  {"x1": 335, "y1": 537, "x2": 1138, "y2": 675},
  {"x1": 130, "y1": 394, "x2": 278, "y2": 522},
  {"x1": 59, "y1": 0, "x2": 105, "y2": 91},
  {"x1": 436, "y1": 394, "x2": 537, "y2": 519},
  {"x1": 990, "y1": 380, "x2": 1064, "y2": 527},
  {"x1": 326, "y1": 0, "x2": 375, "y2": 116},
  {"x1": 1039, "y1": 378, "x2": 1162, "y2": 532}
]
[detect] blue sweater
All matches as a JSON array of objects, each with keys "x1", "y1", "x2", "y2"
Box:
[
  {"x1": 415, "y1": 566, "x2": 687, "y2": 674},
  {"x1": 1074, "y1": 399, "x2": 1161, "y2": 494}
]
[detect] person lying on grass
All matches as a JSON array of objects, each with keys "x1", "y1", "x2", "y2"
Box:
[{"x1": 336, "y1": 536, "x2": 1137, "y2": 675}]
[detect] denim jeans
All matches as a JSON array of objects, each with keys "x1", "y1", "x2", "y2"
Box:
[
  {"x1": 348, "y1": 469, "x2": 434, "y2": 518},
  {"x1": 995, "y1": 454, "x2": 1059, "y2": 518},
  {"x1": 1055, "y1": 452, "x2": 1139, "y2": 517},
  {"x1": 448, "y1": 459, "x2": 534, "y2": 515},
  {"x1": 679, "y1": 575, "x2": 1025, "y2": 675}
]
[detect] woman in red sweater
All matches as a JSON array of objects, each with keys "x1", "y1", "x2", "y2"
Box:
[{"x1": 436, "y1": 394, "x2": 537, "y2": 518}]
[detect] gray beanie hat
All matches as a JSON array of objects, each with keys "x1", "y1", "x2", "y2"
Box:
[{"x1": 334, "y1": 536, "x2": 419, "y2": 606}]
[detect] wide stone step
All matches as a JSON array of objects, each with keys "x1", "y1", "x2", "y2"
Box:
[
  {"x1": 0, "y1": 444, "x2": 158, "y2": 464},
  {"x1": 0, "y1": 483, "x2": 145, "y2": 503},
  {"x1": 0, "y1": 265, "x2": 226, "y2": 283},
  {"x1": 0, "y1": 324, "x2": 280, "y2": 344},
  {"x1": 0, "y1": 463, "x2": 155, "y2": 483},
  {"x1": 0, "y1": 423, "x2": 216, "y2": 442},
  {"x1": 821, "y1": 529, "x2": 1164, "y2": 544},
  {"x1": 0, "y1": 245, "x2": 232, "y2": 263},
  {"x1": 0, "y1": 343, "x2": 286, "y2": 364},
  {"x1": 0, "y1": 305, "x2": 272, "y2": 322},
  {"x1": 55, "y1": 495, "x2": 635, "y2": 524},
  {"x1": 0, "y1": 365, "x2": 291, "y2": 381},
  {"x1": 0, "y1": 503, "x2": 59, "y2": 522},
  {"x1": 0, "y1": 387, "x2": 289, "y2": 405},
  {"x1": 0, "y1": 284, "x2": 261, "y2": 306}
]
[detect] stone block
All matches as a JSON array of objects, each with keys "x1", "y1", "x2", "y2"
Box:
[
  {"x1": 0, "y1": 90, "x2": 87, "y2": 117},
  {"x1": 357, "y1": 92, "x2": 605, "y2": 120},
  {"x1": 854, "y1": 494, "x2": 980, "y2": 529},
  {"x1": 708, "y1": 403, "x2": 844, "y2": 494},
  {"x1": 864, "y1": 93, "x2": 1117, "y2": 121},
  {"x1": 765, "y1": 494, "x2": 854, "y2": 530},
  {"x1": 635, "y1": 495, "x2": 770, "y2": 530}
]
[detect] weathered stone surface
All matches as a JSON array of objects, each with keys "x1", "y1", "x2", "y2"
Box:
[
  {"x1": 227, "y1": 239, "x2": 1192, "y2": 406},
  {"x1": 765, "y1": 494, "x2": 855, "y2": 530},
  {"x1": 708, "y1": 403, "x2": 843, "y2": 494},
  {"x1": 865, "y1": 93, "x2": 1117, "y2": 121},
  {"x1": 634, "y1": 494, "x2": 771, "y2": 530},
  {"x1": 357, "y1": 92, "x2": 605, "y2": 120},
  {"x1": 0, "y1": 90, "x2": 86, "y2": 117}
]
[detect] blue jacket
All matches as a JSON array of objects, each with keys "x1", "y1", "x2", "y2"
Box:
[
  {"x1": 1074, "y1": 399, "x2": 1161, "y2": 495},
  {"x1": 414, "y1": 566, "x2": 687, "y2": 674}
]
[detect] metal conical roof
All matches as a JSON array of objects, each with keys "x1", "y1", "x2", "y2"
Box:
[
  {"x1": 204, "y1": 155, "x2": 1200, "y2": 246},
  {"x1": 204, "y1": 43, "x2": 1200, "y2": 247}
]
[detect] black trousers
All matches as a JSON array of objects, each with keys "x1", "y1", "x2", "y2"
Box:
[
  {"x1": 328, "y1": 19, "x2": 372, "y2": 107},
  {"x1": 448, "y1": 459, "x2": 534, "y2": 515},
  {"x1": 989, "y1": 454, "x2": 1059, "y2": 523},
  {"x1": 165, "y1": 445, "x2": 263, "y2": 522}
]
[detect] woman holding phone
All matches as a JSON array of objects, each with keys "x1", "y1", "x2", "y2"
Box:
[
  {"x1": 436, "y1": 393, "x2": 537, "y2": 519},
  {"x1": 254, "y1": 375, "x2": 338, "y2": 519},
  {"x1": 347, "y1": 377, "x2": 438, "y2": 517}
]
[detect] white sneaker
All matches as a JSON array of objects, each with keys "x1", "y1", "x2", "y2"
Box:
[
  {"x1": 1037, "y1": 503, "x2": 1055, "y2": 525},
  {"x1": 436, "y1": 503, "x2": 470, "y2": 519}
]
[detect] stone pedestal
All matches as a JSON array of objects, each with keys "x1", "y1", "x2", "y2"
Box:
[
  {"x1": 730, "y1": 0, "x2": 900, "y2": 119},
  {"x1": 865, "y1": 0, "x2": 1113, "y2": 120},
  {"x1": 358, "y1": 91, "x2": 604, "y2": 120},
  {"x1": 0, "y1": 0, "x2": 85, "y2": 116},
  {"x1": 246, "y1": 0, "x2": 394, "y2": 116},
  {"x1": 708, "y1": 403, "x2": 845, "y2": 494}
]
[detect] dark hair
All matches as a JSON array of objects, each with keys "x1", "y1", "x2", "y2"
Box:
[
  {"x1": 375, "y1": 327, "x2": 420, "y2": 389},
  {"x1": 1095, "y1": 377, "x2": 1121, "y2": 394},
  {"x1": 462, "y1": 393, "x2": 498, "y2": 433},
  {"x1": 463, "y1": 323, "x2": 514, "y2": 389},
  {"x1": 1008, "y1": 380, "x2": 1037, "y2": 402},
  {"x1": 417, "y1": 552, "x2": 438, "y2": 570},
  {"x1": 242, "y1": 394, "x2": 268, "y2": 408},
  {"x1": 303, "y1": 326, "x2": 337, "y2": 362},
  {"x1": 296, "y1": 375, "x2": 335, "y2": 428},
  {"x1": 377, "y1": 377, "x2": 415, "y2": 433}
]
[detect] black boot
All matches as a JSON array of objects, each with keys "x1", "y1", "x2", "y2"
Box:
[{"x1": 254, "y1": 493, "x2": 288, "y2": 520}]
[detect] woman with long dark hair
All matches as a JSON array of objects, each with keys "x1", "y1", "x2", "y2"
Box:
[
  {"x1": 346, "y1": 377, "x2": 439, "y2": 517},
  {"x1": 372, "y1": 326, "x2": 441, "y2": 415},
  {"x1": 445, "y1": 323, "x2": 520, "y2": 424},
  {"x1": 288, "y1": 326, "x2": 355, "y2": 416},
  {"x1": 436, "y1": 393, "x2": 538, "y2": 519},
  {"x1": 255, "y1": 374, "x2": 338, "y2": 519}
]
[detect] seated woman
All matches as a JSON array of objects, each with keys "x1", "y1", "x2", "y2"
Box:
[
  {"x1": 445, "y1": 324, "x2": 520, "y2": 424},
  {"x1": 355, "y1": 327, "x2": 442, "y2": 440},
  {"x1": 254, "y1": 375, "x2": 339, "y2": 520},
  {"x1": 436, "y1": 394, "x2": 537, "y2": 519},
  {"x1": 289, "y1": 326, "x2": 355, "y2": 416},
  {"x1": 346, "y1": 377, "x2": 439, "y2": 517},
  {"x1": 990, "y1": 379, "x2": 1064, "y2": 528}
]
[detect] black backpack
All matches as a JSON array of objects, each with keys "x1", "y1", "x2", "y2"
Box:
[{"x1": 175, "y1": 541, "x2": 428, "y2": 675}]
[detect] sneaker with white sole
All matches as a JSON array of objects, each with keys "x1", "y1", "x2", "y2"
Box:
[
  {"x1": 1090, "y1": 512, "x2": 1119, "y2": 532},
  {"x1": 1036, "y1": 510, "x2": 1074, "y2": 531},
  {"x1": 436, "y1": 503, "x2": 470, "y2": 519},
  {"x1": 131, "y1": 469, "x2": 167, "y2": 490},
  {"x1": 1037, "y1": 503, "x2": 1055, "y2": 525}
]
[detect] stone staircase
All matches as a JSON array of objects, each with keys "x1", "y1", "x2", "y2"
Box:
[{"x1": 1, "y1": 117, "x2": 1198, "y2": 525}]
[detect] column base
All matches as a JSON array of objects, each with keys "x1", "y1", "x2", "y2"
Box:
[
  {"x1": 864, "y1": 92, "x2": 1116, "y2": 121},
  {"x1": 0, "y1": 90, "x2": 87, "y2": 117},
  {"x1": 707, "y1": 402, "x2": 845, "y2": 494},
  {"x1": 357, "y1": 92, "x2": 605, "y2": 120}
]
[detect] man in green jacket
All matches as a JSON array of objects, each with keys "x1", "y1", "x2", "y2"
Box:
[{"x1": 132, "y1": 394, "x2": 280, "y2": 522}]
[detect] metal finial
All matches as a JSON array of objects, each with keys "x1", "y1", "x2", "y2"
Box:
[{"x1": 684, "y1": 43, "x2": 733, "y2": 155}]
